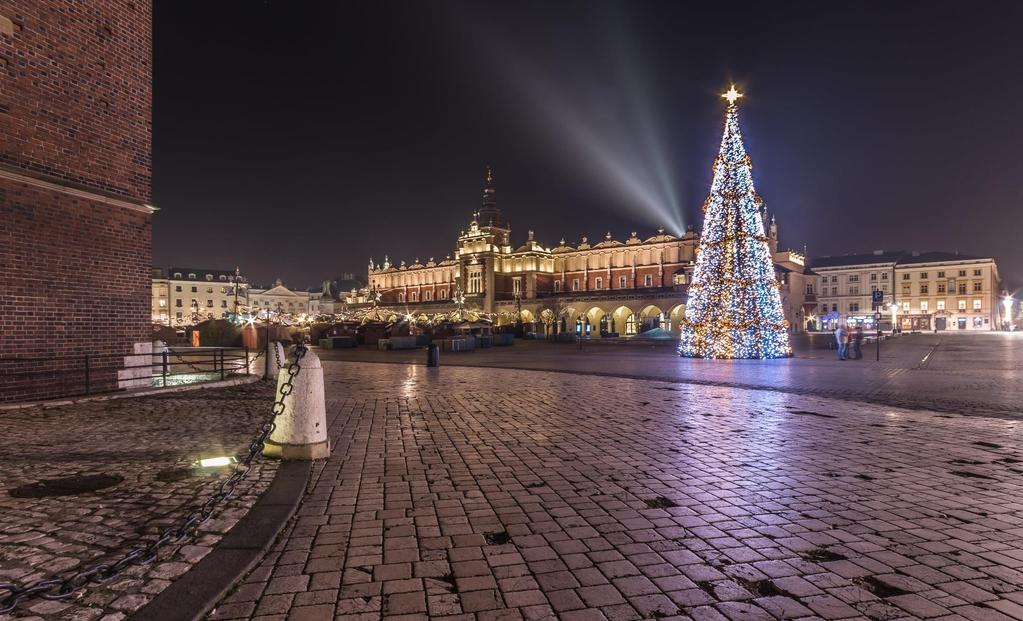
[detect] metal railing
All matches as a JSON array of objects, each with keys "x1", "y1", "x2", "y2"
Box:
[{"x1": 0, "y1": 347, "x2": 254, "y2": 401}]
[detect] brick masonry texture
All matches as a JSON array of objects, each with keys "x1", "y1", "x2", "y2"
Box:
[
  {"x1": 0, "y1": 381, "x2": 279, "y2": 621},
  {"x1": 0, "y1": 177, "x2": 152, "y2": 401},
  {"x1": 210, "y1": 362, "x2": 1023, "y2": 621},
  {"x1": 0, "y1": 0, "x2": 153, "y2": 402},
  {"x1": 0, "y1": 1, "x2": 152, "y2": 201}
]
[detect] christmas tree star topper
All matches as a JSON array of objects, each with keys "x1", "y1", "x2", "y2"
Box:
[{"x1": 721, "y1": 85, "x2": 743, "y2": 105}]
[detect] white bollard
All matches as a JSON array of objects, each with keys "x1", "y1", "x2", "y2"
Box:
[
  {"x1": 263, "y1": 347, "x2": 330, "y2": 460},
  {"x1": 259, "y1": 341, "x2": 287, "y2": 380}
]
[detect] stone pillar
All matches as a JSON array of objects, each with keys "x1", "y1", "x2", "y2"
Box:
[{"x1": 263, "y1": 348, "x2": 330, "y2": 460}]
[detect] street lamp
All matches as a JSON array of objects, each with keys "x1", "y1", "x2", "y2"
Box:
[
  {"x1": 1003, "y1": 294, "x2": 1015, "y2": 331},
  {"x1": 889, "y1": 302, "x2": 898, "y2": 334}
]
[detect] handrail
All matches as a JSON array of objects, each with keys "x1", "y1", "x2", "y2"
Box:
[{"x1": 0, "y1": 347, "x2": 253, "y2": 399}]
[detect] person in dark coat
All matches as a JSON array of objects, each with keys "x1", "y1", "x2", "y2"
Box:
[{"x1": 853, "y1": 325, "x2": 864, "y2": 359}]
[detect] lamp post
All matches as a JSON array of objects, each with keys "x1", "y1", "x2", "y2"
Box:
[
  {"x1": 1003, "y1": 294, "x2": 1015, "y2": 331},
  {"x1": 889, "y1": 302, "x2": 898, "y2": 334}
]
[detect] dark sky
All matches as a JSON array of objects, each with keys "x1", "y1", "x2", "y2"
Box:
[{"x1": 153, "y1": 1, "x2": 1023, "y2": 292}]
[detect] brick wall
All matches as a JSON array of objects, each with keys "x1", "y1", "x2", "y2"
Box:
[
  {"x1": 0, "y1": 1, "x2": 152, "y2": 202},
  {"x1": 0, "y1": 1, "x2": 152, "y2": 402}
]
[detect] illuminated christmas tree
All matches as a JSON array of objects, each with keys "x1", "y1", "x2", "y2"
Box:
[{"x1": 678, "y1": 86, "x2": 792, "y2": 359}]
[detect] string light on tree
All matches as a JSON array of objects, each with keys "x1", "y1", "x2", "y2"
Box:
[{"x1": 678, "y1": 85, "x2": 792, "y2": 359}]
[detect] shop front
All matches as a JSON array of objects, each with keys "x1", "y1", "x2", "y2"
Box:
[{"x1": 899, "y1": 314, "x2": 932, "y2": 332}]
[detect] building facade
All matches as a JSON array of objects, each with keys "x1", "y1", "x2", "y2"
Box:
[
  {"x1": 152, "y1": 267, "x2": 247, "y2": 326},
  {"x1": 1, "y1": 3, "x2": 154, "y2": 400},
  {"x1": 813, "y1": 251, "x2": 1002, "y2": 331},
  {"x1": 249, "y1": 280, "x2": 312, "y2": 317},
  {"x1": 351, "y1": 168, "x2": 815, "y2": 336}
]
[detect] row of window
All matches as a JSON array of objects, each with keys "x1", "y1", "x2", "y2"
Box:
[
  {"x1": 171, "y1": 272, "x2": 236, "y2": 282},
  {"x1": 825, "y1": 268, "x2": 983, "y2": 284},
  {"x1": 823, "y1": 299, "x2": 985, "y2": 313},
  {"x1": 903, "y1": 282, "x2": 982, "y2": 295},
  {"x1": 554, "y1": 274, "x2": 657, "y2": 292},
  {"x1": 398, "y1": 290, "x2": 449, "y2": 303},
  {"x1": 171, "y1": 285, "x2": 236, "y2": 294},
  {"x1": 902, "y1": 269, "x2": 981, "y2": 280}
]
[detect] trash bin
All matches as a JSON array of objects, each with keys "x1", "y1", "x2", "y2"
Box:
[{"x1": 427, "y1": 343, "x2": 440, "y2": 367}]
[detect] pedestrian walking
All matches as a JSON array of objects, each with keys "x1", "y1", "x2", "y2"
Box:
[
  {"x1": 853, "y1": 325, "x2": 864, "y2": 359},
  {"x1": 835, "y1": 324, "x2": 846, "y2": 360}
]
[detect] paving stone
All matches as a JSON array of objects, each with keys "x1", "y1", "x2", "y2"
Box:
[{"x1": 190, "y1": 362, "x2": 1023, "y2": 620}]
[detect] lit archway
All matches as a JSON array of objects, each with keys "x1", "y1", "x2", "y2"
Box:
[
  {"x1": 610, "y1": 305, "x2": 635, "y2": 336},
  {"x1": 584, "y1": 306, "x2": 606, "y2": 337},
  {"x1": 667, "y1": 303, "x2": 686, "y2": 335},
  {"x1": 638, "y1": 304, "x2": 666, "y2": 333}
]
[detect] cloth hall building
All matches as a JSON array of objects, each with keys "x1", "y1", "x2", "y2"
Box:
[{"x1": 351, "y1": 168, "x2": 816, "y2": 336}]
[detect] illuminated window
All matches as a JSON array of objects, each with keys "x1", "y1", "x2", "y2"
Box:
[
  {"x1": 958, "y1": 300, "x2": 966, "y2": 311},
  {"x1": 973, "y1": 299, "x2": 982, "y2": 310},
  {"x1": 920, "y1": 301, "x2": 928, "y2": 311},
  {"x1": 936, "y1": 300, "x2": 945, "y2": 310},
  {"x1": 158, "y1": 298, "x2": 166, "y2": 307},
  {"x1": 207, "y1": 287, "x2": 213, "y2": 294},
  {"x1": 468, "y1": 270, "x2": 482, "y2": 293},
  {"x1": 626, "y1": 313, "x2": 636, "y2": 335},
  {"x1": 902, "y1": 302, "x2": 910, "y2": 311}
]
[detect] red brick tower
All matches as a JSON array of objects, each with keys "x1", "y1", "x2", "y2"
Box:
[{"x1": 0, "y1": 2, "x2": 154, "y2": 401}]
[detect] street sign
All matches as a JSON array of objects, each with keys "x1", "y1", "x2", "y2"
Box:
[{"x1": 872, "y1": 290, "x2": 884, "y2": 308}]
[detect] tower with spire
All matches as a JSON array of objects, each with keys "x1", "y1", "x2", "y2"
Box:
[{"x1": 477, "y1": 165, "x2": 505, "y2": 229}]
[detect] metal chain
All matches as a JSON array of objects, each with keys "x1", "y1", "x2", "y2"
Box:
[
  {"x1": 272, "y1": 341, "x2": 284, "y2": 370},
  {"x1": 0, "y1": 343, "x2": 308, "y2": 614}
]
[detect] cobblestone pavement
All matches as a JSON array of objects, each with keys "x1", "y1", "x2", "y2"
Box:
[
  {"x1": 209, "y1": 362, "x2": 1023, "y2": 621},
  {"x1": 318, "y1": 332, "x2": 1023, "y2": 419},
  {"x1": 0, "y1": 381, "x2": 279, "y2": 621}
]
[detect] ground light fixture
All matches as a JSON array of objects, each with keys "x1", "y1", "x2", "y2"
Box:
[{"x1": 197, "y1": 456, "x2": 237, "y2": 468}]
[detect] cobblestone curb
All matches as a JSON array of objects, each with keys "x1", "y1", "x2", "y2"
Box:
[{"x1": 128, "y1": 461, "x2": 311, "y2": 621}]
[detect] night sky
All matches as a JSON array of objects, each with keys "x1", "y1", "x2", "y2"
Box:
[{"x1": 153, "y1": 1, "x2": 1023, "y2": 292}]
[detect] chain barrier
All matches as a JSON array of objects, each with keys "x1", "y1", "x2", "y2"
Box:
[{"x1": 0, "y1": 343, "x2": 308, "y2": 614}]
